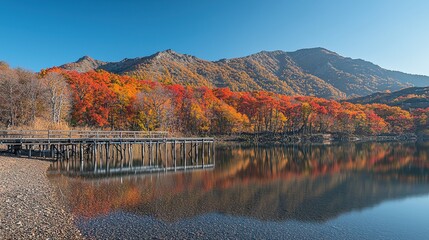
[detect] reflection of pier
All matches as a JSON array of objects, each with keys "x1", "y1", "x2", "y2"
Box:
[{"x1": 0, "y1": 130, "x2": 215, "y2": 175}]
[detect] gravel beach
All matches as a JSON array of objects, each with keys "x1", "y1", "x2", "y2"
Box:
[{"x1": 0, "y1": 156, "x2": 83, "y2": 239}]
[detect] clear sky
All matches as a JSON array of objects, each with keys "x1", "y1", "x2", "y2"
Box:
[{"x1": 1, "y1": 0, "x2": 428, "y2": 75}]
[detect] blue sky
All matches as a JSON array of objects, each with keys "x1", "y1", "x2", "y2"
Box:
[{"x1": 1, "y1": 0, "x2": 428, "y2": 75}]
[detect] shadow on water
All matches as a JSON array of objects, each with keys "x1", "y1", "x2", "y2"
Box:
[{"x1": 48, "y1": 141, "x2": 429, "y2": 224}]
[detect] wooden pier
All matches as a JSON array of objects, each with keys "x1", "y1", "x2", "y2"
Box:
[{"x1": 0, "y1": 130, "x2": 215, "y2": 175}]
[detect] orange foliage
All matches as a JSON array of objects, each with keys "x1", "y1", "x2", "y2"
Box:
[{"x1": 42, "y1": 68, "x2": 423, "y2": 135}]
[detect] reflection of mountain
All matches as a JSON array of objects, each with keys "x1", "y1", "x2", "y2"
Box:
[{"x1": 50, "y1": 142, "x2": 429, "y2": 222}]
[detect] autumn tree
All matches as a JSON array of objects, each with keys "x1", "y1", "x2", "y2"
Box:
[
  {"x1": 369, "y1": 104, "x2": 414, "y2": 133},
  {"x1": 41, "y1": 72, "x2": 70, "y2": 124},
  {"x1": 0, "y1": 65, "x2": 51, "y2": 128},
  {"x1": 412, "y1": 108, "x2": 429, "y2": 132},
  {"x1": 27, "y1": 66, "x2": 425, "y2": 136},
  {"x1": 0, "y1": 66, "x2": 21, "y2": 127},
  {"x1": 135, "y1": 85, "x2": 175, "y2": 131}
]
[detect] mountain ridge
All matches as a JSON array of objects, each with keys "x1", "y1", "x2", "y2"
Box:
[
  {"x1": 348, "y1": 86, "x2": 429, "y2": 110},
  {"x1": 59, "y1": 48, "x2": 429, "y2": 99}
]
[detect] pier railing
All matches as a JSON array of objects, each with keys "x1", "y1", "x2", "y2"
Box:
[
  {"x1": 0, "y1": 130, "x2": 169, "y2": 141},
  {"x1": 0, "y1": 130, "x2": 215, "y2": 175}
]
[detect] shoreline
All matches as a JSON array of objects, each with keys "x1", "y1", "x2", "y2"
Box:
[
  {"x1": 0, "y1": 156, "x2": 83, "y2": 239},
  {"x1": 214, "y1": 132, "x2": 425, "y2": 145}
]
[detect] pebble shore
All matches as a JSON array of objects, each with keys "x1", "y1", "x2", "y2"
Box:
[{"x1": 0, "y1": 156, "x2": 83, "y2": 239}]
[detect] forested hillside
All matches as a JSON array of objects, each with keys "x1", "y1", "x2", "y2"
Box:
[
  {"x1": 1, "y1": 62, "x2": 427, "y2": 135},
  {"x1": 60, "y1": 48, "x2": 429, "y2": 98},
  {"x1": 348, "y1": 87, "x2": 429, "y2": 110}
]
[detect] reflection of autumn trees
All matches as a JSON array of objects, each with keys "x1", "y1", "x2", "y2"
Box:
[
  {"x1": 51, "y1": 143, "x2": 429, "y2": 221},
  {"x1": 217, "y1": 143, "x2": 418, "y2": 180}
]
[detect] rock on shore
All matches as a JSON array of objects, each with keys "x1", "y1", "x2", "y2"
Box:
[{"x1": 0, "y1": 156, "x2": 82, "y2": 239}]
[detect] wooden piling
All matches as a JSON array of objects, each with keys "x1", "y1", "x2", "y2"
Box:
[
  {"x1": 165, "y1": 140, "x2": 168, "y2": 171},
  {"x1": 142, "y1": 142, "x2": 146, "y2": 167},
  {"x1": 105, "y1": 143, "x2": 110, "y2": 173},
  {"x1": 174, "y1": 140, "x2": 177, "y2": 171},
  {"x1": 149, "y1": 140, "x2": 152, "y2": 167},
  {"x1": 184, "y1": 140, "x2": 187, "y2": 170},
  {"x1": 202, "y1": 139, "x2": 205, "y2": 168}
]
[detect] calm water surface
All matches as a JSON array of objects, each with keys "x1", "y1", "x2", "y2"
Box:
[{"x1": 49, "y1": 142, "x2": 429, "y2": 239}]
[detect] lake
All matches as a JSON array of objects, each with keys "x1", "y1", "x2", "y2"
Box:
[{"x1": 49, "y1": 141, "x2": 429, "y2": 239}]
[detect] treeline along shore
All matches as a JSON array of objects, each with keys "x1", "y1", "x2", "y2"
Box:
[{"x1": 0, "y1": 62, "x2": 428, "y2": 139}]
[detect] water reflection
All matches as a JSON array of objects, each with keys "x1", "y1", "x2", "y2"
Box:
[
  {"x1": 50, "y1": 142, "x2": 429, "y2": 225},
  {"x1": 47, "y1": 141, "x2": 215, "y2": 176}
]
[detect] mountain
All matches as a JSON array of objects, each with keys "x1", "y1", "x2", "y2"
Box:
[
  {"x1": 60, "y1": 56, "x2": 107, "y2": 73},
  {"x1": 59, "y1": 48, "x2": 429, "y2": 99},
  {"x1": 348, "y1": 86, "x2": 429, "y2": 110},
  {"x1": 288, "y1": 48, "x2": 426, "y2": 97}
]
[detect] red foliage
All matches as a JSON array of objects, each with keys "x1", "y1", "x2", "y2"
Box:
[{"x1": 41, "y1": 68, "x2": 423, "y2": 135}]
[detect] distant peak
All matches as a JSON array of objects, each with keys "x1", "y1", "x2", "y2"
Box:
[
  {"x1": 316, "y1": 48, "x2": 338, "y2": 55},
  {"x1": 312, "y1": 47, "x2": 329, "y2": 51},
  {"x1": 149, "y1": 49, "x2": 198, "y2": 62},
  {"x1": 77, "y1": 55, "x2": 95, "y2": 62},
  {"x1": 163, "y1": 49, "x2": 175, "y2": 53},
  {"x1": 151, "y1": 49, "x2": 177, "y2": 58},
  {"x1": 156, "y1": 49, "x2": 178, "y2": 55},
  {"x1": 248, "y1": 50, "x2": 287, "y2": 59},
  {"x1": 294, "y1": 47, "x2": 339, "y2": 56},
  {"x1": 257, "y1": 50, "x2": 286, "y2": 54},
  {"x1": 60, "y1": 55, "x2": 106, "y2": 73}
]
